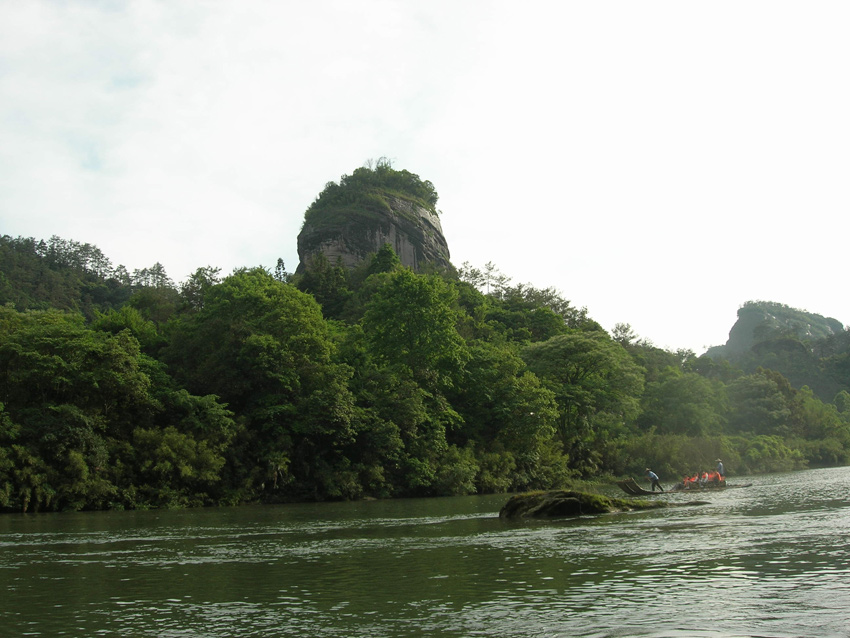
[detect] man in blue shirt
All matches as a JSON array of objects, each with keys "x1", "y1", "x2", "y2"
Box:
[
  {"x1": 646, "y1": 468, "x2": 664, "y2": 492},
  {"x1": 716, "y1": 459, "x2": 725, "y2": 478}
]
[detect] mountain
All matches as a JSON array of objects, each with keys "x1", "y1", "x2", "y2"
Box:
[
  {"x1": 704, "y1": 301, "x2": 848, "y2": 401},
  {"x1": 706, "y1": 301, "x2": 844, "y2": 359},
  {"x1": 296, "y1": 162, "x2": 451, "y2": 274}
]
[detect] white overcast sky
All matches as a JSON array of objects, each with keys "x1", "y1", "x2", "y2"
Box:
[{"x1": 2, "y1": 1, "x2": 848, "y2": 354}]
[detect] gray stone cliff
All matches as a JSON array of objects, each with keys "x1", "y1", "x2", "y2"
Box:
[{"x1": 296, "y1": 195, "x2": 451, "y2": 273}]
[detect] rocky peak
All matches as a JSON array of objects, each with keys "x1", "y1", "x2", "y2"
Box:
[
  {"x1": 295, "y1": 164, "x2": 451, "y2": 274},
  {"x1": 706, "y1": 301, "x2": 844, "y2": 358}
]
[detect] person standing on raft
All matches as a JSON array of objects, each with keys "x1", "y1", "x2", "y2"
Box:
[{"x1": 646, "y1": 468, "x2": 664, "y2": 492}]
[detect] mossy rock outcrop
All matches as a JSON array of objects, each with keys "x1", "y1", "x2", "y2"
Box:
[
  {"x1": 499, "y1": 490, "x2": 697, "y2": 520},
  {"x1": 296, "y1": 164, "x2": 451, "y2": 274}
]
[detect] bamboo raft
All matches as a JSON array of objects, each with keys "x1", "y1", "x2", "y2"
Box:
[
  {"x1": 616, "y1": 477, "x2": 664, "y2": 495},
  {"x1": 616, "y1": 477, "x2": 753, "y2": 496}
]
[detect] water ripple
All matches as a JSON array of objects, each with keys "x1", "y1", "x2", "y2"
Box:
[{"x1": 4, "y1": 469, "x2": 850, "y2": 637}]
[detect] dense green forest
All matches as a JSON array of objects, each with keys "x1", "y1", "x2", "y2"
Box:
[{"x1": 3, "y1": 175, "x2": 850, "y2": 513}]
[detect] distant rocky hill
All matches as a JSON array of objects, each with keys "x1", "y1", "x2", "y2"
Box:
[
  {"x1": 296, "y1": 163, "x2": 452, "y2": 274},
  {"x1": 706, "y1": 301, "x2": 844, "y2": 359}
]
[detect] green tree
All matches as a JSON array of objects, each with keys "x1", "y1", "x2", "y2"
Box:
[
  {"x1": 787, "y1": 385, "x2": 850, "y2": 466},
  {"x1": 741, "y1": 336, "x2": 841, "y2": 401},
  {"x1": 450, "y1": 343, "x2": 556, "y2": 450},
  {"x1": 737, "y1": 435, "x2": 806, "y2": 473},
  {"x1": 90, "y1": 305, "x2": 163, "y2": 352},
  {"x1": 0, "y1": 307, "x2": 159, "y2": 510},
  {"x1": 639, "y1": 367, "x2": 724, "y2": 437},
  {"x1": 164, "y1": 268, "x2": 355, "y2": 500},
  {"x1": 726, "y1": 371, "x2": 791, "y2": 436},
  {"x1": 273, "y1": 258, "x2": 291, "y2": 284},
  {"x1": 522, "y1": 330, "x2": 645, "y2": 475},
  {"x1": 0, "y1": 403, "x2": 21, "y2": 508},
  {"x1": 834, "y1": 390, "x2": 850, "y2": 414},
  {"x1": 362, "y1": 268, "x2": 469, "y2": 390},
  {"x1": 0, "y1": 235, "x2": 130, "y2": 316},
  {"x1": 127, "y1": 285, "x2": 181, "y2": 325},
  {"x1": 448, "y1": 340, "x2": 561, "y2": 491},
  {"x1": 295, "y1": 253, "x2": 351, "y2": 319},
  {"x1": 367, "y1": 243, "x2": 402, "y2": 276},
  {"x1": 180, "y1": 266, "x2": 222, "y2": 312},
  {"x1": 132, "y1": 425, "x2": 227, "y2": 507}
]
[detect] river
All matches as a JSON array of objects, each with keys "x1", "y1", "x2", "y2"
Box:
[{"x1": 2, "y1": 466, "x2": 850, "y2": 637}]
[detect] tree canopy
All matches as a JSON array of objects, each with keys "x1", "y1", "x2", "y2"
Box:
[{"x1": 3, "y1": 226, "x2": 850, "y2": 512}]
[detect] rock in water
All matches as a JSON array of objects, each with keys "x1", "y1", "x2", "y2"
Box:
[{"x1": 499, "y1": 490, "x2": 683, "y2": 520}]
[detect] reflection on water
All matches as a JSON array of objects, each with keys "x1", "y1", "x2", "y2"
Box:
[{"x1": 2, "y1": 468, "x2": 850, "y2": 637}]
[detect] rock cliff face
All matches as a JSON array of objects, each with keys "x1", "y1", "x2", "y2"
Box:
[
  {"x1": 706, "y1": 301, "x2": 844, "y2": 359},
  {"x1": 296, "y1": 195, "x2": 451, "y2": 274}
]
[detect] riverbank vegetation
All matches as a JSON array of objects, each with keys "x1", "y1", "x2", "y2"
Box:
[{"x1": 2, "y1": 231, "x2": 850, "y2": 512}]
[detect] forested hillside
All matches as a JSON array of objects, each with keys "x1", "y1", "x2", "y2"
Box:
[
  {"x1": 2, "y1": 171, "x2": 850, "y2": 513},
  {"x1": 706, "y1": 301, "x2": 849, "y2": 400}
]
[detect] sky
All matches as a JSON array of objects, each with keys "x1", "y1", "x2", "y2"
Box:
[{"x1": 2, "y1": 1, "x2": 849, "y2": 355}]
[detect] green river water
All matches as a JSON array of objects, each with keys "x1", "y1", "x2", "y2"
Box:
[{"x1": 2, "y1": 466, "x2": 850, "y2": 637}]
